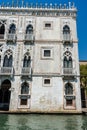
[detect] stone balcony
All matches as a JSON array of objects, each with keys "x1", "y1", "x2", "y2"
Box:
[
  {"x1": 0, "y1": 67, "x2": 14, "y2": 76},
  {"x1": 62, "y1": 68, "x2": 76, "y2": 79},
  {"x1": 6, "y1": 34, "x2": 16, "y2": 42},
  {"x1": 21, "y1": 67, "x2": 32, "y2": 78},
  {"x1": 24, "y1": 34, "x2": 34, "y2": 43},
  {"x1": 63, "y1": 34, "x2": 72, "y2": 44}
]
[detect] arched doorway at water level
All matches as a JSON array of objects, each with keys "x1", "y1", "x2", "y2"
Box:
[{"x1": 0, "y1": 79, "x2": 11, "y2": 111}]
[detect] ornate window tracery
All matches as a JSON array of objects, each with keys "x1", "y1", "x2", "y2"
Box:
[
  {"x1": 63, "y1": 51, "x2": 72, "y2": 68},
  {"x1": 3, "y1": 50, "x2": 13, "y2": 67}
]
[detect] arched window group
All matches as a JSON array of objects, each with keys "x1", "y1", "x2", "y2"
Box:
[
  {"x1": 23, "y1": 53, "x2": 31, "y2": 67},
  {"x1": 3, "y1": 50, "x2": 13, "y2": 67},
  {"x1": 63, "y1": 51, "x2": 72, "y2": 68},
  {"x1": 21, "y1": 82, "x2": 29, "y2": 94},
  {"x1": 65, "y1": 83, "x2": 73, "y2": 95}
]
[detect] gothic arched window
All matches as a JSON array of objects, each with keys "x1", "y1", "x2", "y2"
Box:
[
  {"x1": 9, "y1": 24, "x2": 16, "y2": 34},
  {"x1": 26, "y1": 24, "x2": 33, "y2": 34},
  {"x1": 63, "y1": 25, "x2": 70, "y2": 34},
  {"x1": 65, "y1": 83, "x2": 73, "y2": 95},
  {"x1": 63, "y1": 51, "x2": 72, "y2": 68},
  {"x1": 0, "y1": 24, "x2": 5, "y2": 39},
  {"x1": 3, "y1": 50, "x2": 13, "y2": 67},
  {"x1": 23, "y1": 53, "x2": 31, "y2": 67},
  {"x1": 21, "y1": 82, "x2": 29, "y2": 94}
]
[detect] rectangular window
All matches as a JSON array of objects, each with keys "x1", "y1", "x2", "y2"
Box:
[
  {"x1": 20, "y1": 99, "x2": 27, "y2": 105},
  {"x1": 44, "y1": 79, "x2": 50, "y2": 84},
  {"x1": 44, "y1": 50, "x2": 51, "y2": 57},
  {"x1": 44, "y1": 21, "x2": 53, "y2": 30},
  {"x1": 43, "y1": 78, "x2": 52, "y2": 87},
  {"x1": 41, "y1": 47, "x2": 53, "y2": 60},
  {"x1": 66, "y1": 99, "x2": 72, "y2": 106},
  {"x1": 45, "y1": 23, "x2": 51, "y2": 28}
]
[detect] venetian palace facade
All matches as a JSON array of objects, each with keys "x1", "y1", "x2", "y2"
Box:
[{"x1": 0, "y1": 2, "x2": 81, "y2": 113}]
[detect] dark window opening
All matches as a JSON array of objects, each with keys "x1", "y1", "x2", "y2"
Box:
[
  {"x1": 0, "y1": 24, "x2": 5, "y2": 39},
  {"x1": 20, "y1": 99, "x2": 27, "y2": 105},
  {"x1": 44, "y1": 50, "x2": 51, "y2": 57},
  {"x1": 66, "y1": 99, "x2": 72, "y2": 106},
  {"x1": 44, "y1": 79, "x2": 50, "y2": 84},
  {"x1": 63, "y1": 25, "x2": 70, "y2": 34},
  {"x1": 63, "y1": 57, "x2": 72, "y2": 68},
  {"x1": 65, "y1": 83, "x2": 73, "y2": 95},
  {"x1": 26, "y1": 25, "x2": 33, "y2": 34},
  {"x1": 45, "y1": 23, "x2": 51, "y2": 28},
  {"x1": 3, "y1": 55, "x2": 13, "y2": 67},
  {"x1": 23, "y1": 56, "x2": 31, "y2": 67},
  {"x1": 9, "y1": 24, "x2": 16, "y2": 34},
  {"x1": 21, "y1": 82, "x2": 29, "y2": 94}
]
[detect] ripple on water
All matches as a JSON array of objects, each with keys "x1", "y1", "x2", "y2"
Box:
[{"x1": 0, "y1": 114, "x2": 87, "y2": 130}]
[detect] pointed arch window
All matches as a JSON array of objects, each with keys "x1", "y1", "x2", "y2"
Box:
[
  {"x1": 9, "y1": 24, "x2": 16, "y2": 34},
  {"x1": 65, "y1": 83, "x2": 73, "y2": 95},
  {"x1": 63, "y1": 57, "x2": 72, "y2": 68},
  {"x1": 0, "y1": 24, "x2": 5, "y2": 39},
  {"x1": 63, "y1": 25, "x2": 70, "y2": 34},
  {"x1": 23, "y1": 53, "x2": 31, "y2": 67},
  {"x1": 21, "y1": 82, "x2": 29, "y2": 94},
  {"x1": 3, "y1": 50, "x2": 13, "y2": 67},
  {"x1": 26, "y1": 24, "x2": 33, "y2": 34},
  {"x1": 3, "y1": 55, "x2": 13, "y2": 67},
  {"x1": 63, "y1": 51, "x2": 73, "y2": 68}
]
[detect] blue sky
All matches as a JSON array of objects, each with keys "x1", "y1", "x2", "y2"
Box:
[{"x1": 0, "y1": 0, "x2": 87, "y2": 60}]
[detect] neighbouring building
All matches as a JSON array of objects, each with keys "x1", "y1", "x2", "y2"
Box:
[{"x1": 0, "y1": 2, "x2": 81, "y2": 113}]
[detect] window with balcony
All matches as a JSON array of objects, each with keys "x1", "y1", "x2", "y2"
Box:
[
  {"x1": 20, "y1": 82, "x2": 29, "y2": 105},
  {"x1": 63, "y1": 25, "x2": 71, "y2": 42},
  {"x1": 63, "y1": 51, "x2": 73, "y2": 74},
  {"x1": 65, "y1": 83, "x2": 74, "y2": 106},
  {"x1": 7, "y1": 24, "x2": 16, "y2": 41},
  {"x1": 0, "y1": 24, "x2": 5, "y2": 39}
]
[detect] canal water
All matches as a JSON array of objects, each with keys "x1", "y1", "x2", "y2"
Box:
[{"x1": 0, "y1": 114, "x2": 87, "y2": 130}]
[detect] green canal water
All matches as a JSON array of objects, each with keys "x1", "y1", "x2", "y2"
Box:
[{"x1": 0, "y1": 114, "x2": 87, "y2": 130}]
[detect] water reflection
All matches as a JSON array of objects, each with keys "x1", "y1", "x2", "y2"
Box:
[{"x1": 0, "y1": 114, "x2": 87, "y2": 130}]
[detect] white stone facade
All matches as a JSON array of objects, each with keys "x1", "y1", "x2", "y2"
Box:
[{"x1": 0, "y1": 3, "x2": 81, "y2": 113}]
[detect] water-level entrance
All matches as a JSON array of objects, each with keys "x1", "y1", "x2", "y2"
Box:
[{"x1": 0, "y1": 79, "x2": 11, "y2": 111}]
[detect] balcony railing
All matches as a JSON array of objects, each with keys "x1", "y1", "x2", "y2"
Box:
[
  {"x1": 63, "y1": 68, "x2": 75, "y2": 75},
  {"x1": 6, "y1": 34, "x2": 16, "y2": 42},
  {"x1": 63, "y1": 34, "x2": 72, "y2": 43},
  {"x1": 0, "y1": 34, "x2": 4, "y2": 39},
  {"x1": 21, "y1": 67, "x2": 31, "y2": 77},
  {"x1": 24, "y1": 34, "x2": 34, "y2": 42},
  {"x1": 0, "y1": 67, "x2": 13, "y2": 75}
]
